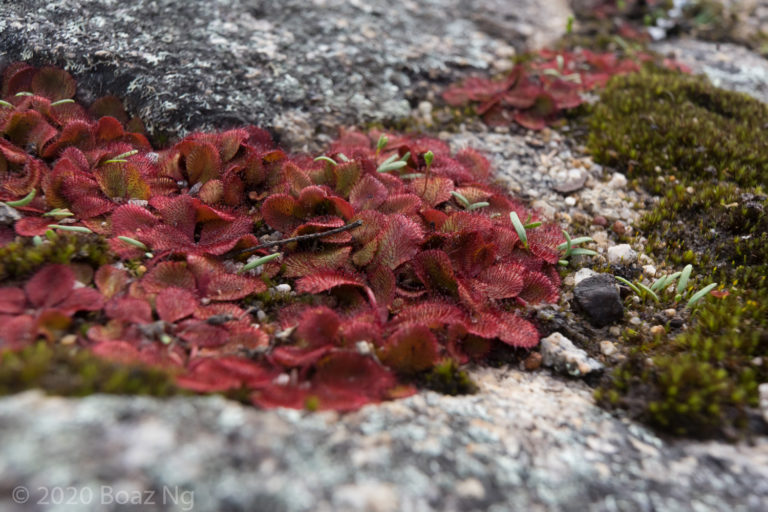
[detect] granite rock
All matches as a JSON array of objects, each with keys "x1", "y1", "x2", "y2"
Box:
[
  {"x1": 1, "y1": 380, "x2": 767, "y2": 512},
  {"x1": 0, "y1": 0, "x2": 571, "y2": 151}
]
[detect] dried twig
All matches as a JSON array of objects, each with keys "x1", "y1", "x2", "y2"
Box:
[{"x1": 235, "y1": 220, "x2": 363, "y2": 256}]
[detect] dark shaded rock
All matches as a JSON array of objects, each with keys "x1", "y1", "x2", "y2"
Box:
[
  {"x1": 573, "y1": 274, "x2": 624, "y2": 327},
  {"x1": 0, "y1": 0, "x2": 570, "y2": 151}
]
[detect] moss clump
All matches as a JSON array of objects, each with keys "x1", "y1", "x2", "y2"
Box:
[
  {"x1": 0, "y1": 233, "x2": 112, "y2": 281},
  {"x1": 588, "y1": 70, "x2": 768, "y2": 193},
  {"x1": 597, "y1": 293, "x2": 767, "y2": 436},
  {"x1": 421, "y1": 359, "x2": 478, "y2": 395},
  {"x1": 0, "y1": 343, "x2": 179, "y2": 397},
  {"x1": 641, "y1": 183, "x2": 767, "y2": 289},
  {"x1": 590, "y1": 66, "x2": 768, "y2": 438}
]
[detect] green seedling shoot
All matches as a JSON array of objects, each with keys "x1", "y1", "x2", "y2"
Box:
[
  {"x1": 240, "y1": 252, "x2": 282, "y2": 274},
  {"x1": 4, "y1": 190, "x2": 36, "y2": 207}
]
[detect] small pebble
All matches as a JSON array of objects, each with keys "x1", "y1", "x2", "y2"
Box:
[
  {"x1": 600, "y1": 340, "x2": 617, "y2": 357},
  {"x1": 663, "y1": 308, "x2": 677, "y2": 318},
  {"x1": 650, "y1": 325, "x2": 665, "y2": 337},
  {"x1": 608, "y1": 172, "x2": 628, "y2": 188},
  {"x1": 607, "y1": 244, "x2": 638, "y2": 265},
  {"x1": 629, "y1": 316, "x2": 642, "y2": 326},
  {"x1": 643, "y1": 265, "x2": 657, "y2": 277},
  {"x1": 523, "y1": 352, "x2": 543, "y2": 371},
  {"x1": 759, "y1": 383, "x2": 768, "y2": 424},
  {"x1": 275, "y1": 283, "x2": 292, "y2": 294},
  {"x1": 60, "y1": 334, "x2": 77, "y2": 346},
  {"x1": 592, "y1": 215, "x2": 608, "y2": 227},
  {"x1": 611, "y1": 220, "x2": 626, "y2": 235},
  {"x1": 573, "y1": 268, "x2": 598, "y2": 286},
  {"x1": 256, "y1": 310, "x2": 267, "y2": 322}
]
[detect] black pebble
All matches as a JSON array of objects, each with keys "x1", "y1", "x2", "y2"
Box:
[{"x1": 573, "y1": 274, "x2": 624, "y2": 328}]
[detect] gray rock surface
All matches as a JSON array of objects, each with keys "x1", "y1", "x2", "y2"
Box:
[
  {"x1": 653, "y1": 38, "x2": 768, "y2": 104},
  {"x1": 0, "y1": 0, "x2": 570, "y2": 150},
  {"x1": 1, "y1": 378, "x2": 767, "y2": 512}
]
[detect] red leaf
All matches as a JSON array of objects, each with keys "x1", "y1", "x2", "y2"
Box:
[
  {"x1": 95, "y1": 116, "x2": 125, "y2": 142},
  {"x1": 0, "y1": 314, "x2": 36, "y2": 349},
  {"x1": 379, "y1": 325, "x2": 440, "y2": 374},
  {"x1": 406, "y1": 176, "x2": 454, "y2": 206},
  {"x1": 217, "y1": 128, "x2": 249, "y2": 161},
  {"x1": 310, "y1": 384, "x2": 375, "y2": 412},
  {"x1": 31, "y1": 66, "x2": 76, "y2": 101},
  {"x1": 110, "y1": 203, "x2": 159, "y2": 237},
  {"x1": 25, "y1": 264, "x2": 75, "y2": 309},
  {"x1": 476, "y1": 263, "x2": 525, "y2": 299},
  {"x1": 42, "y1": 120, "x2": 96, "y2": 158},
  {"x1": 496, "y1": 312, "x2": 539, "y2": 348},
  {"x1": 0, "y1": 287, "x2": 26, "y2": 314},
  {"x1": 337, "y1": 314, "x2": 383, "y2": 347},
  {"x1": 270, "y1": 345, "x2": 333, "y2": 368},
  {"x1": 283, "y1": 161, "x2": 312, "y2": 196},
  {"x1": 411, "y1": 249, "x2": 458, "y2": 296},
  {"x1": 455, "y1": 148, "x2": 491, "y2": 181},
  {"x1": 518, "y1": 270, "x2": 559, "y2": 305},
  {"x1": 177, "y1": 356, "x2": 275, "y2": 392},
  {"x1": 252, "y1": 384, "x2": 309, "y2": 409},
  {"x1": 150, "y1": 195, "x2": 196, "y2": 240},
  {"x1": 368, "y1": 263, "x2": 396, "y2": 308},
  {"x1": 94, "y1": 265, "x2": 131, "y2": 299},
  {"x1": 105, "y1": 297, "x2": 153, "y2": 324},
  {"x1": 296, "y1": 306, "x2": 340, "y2": 347},
  {"x1": 156, "y1": 287, "x2": 197, "y2": 323},
  {"x1": 187, "y1": 254, "x2": 265, "y2": 300},
  {"x1": 392, "y1": 301, "x2": 467, "y2": 330},
  {"x1": 198, "y1": 179, "x2": 224, "y2": 204},
  {"x1": 3, "y1": 111, "x2": 58, "y2": 153},
  {"x1": 376, "y1": 214, "x2": 424, "y2": 270},
  {"x1": 2, "y1": 63, "x2": 36, "y2": 97},
  {"x1": 528, "y1": 223, "x2": 565, "y2": 264},
  {"x1": 378, "y1": 193, "x2": 423, "y2": 215},
  {"x1": 349, "y1": 175, "x2": 387, "y2": 211},
  {"x1": 282, "y1": 247, "x2": 352, "y2": 278},
  {"x1": 185, "y1": 141, "x2": 220, "y2": 184},
  {"x1": 314, "y1": 351, "x2": 397, "y2": 399},
  {"x1": 262, "y1": 193, "x2": 302, "y2": 233},
  {"x1": 2, "y1": 157, "x2": 45, "y2": 196},
  {"x1": 89, "y1": 341, "x2": 144, "y2": 364},
  {"x1": 57, "y1": 287, "x2": 104, "y2": 314},
  {"x1": 177, "y1": 320, "x2": 229, "y2": 347},
  {"x1": 333, "y1": 161, "x2": 362, "y2": 197},
  {"x1": 141, "y1": 262, "x2": 197, "y2": 293},
  {"x1": 14, "y1": 216, "x2": 54, "y2": 236}
]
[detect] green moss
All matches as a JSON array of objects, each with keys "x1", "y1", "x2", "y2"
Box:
[
  {"x1": 421, "y1": 359, "x2": 478, "y2": 395},
  {"x1": 0, "y1": 232, "x2": 112, "y2": 281},
  {"x1": 590, "y1": 65, "x2": 768, "y2": 438},
  {"x1": 0, "y1": 343, "x2": 180, "y2": 397},
  {"x1": 588, "y1": 69, "x2": 768, "y2": 193},
  {"x1": 641, "y1": 183, "x2": 767, "y2": 289}
]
